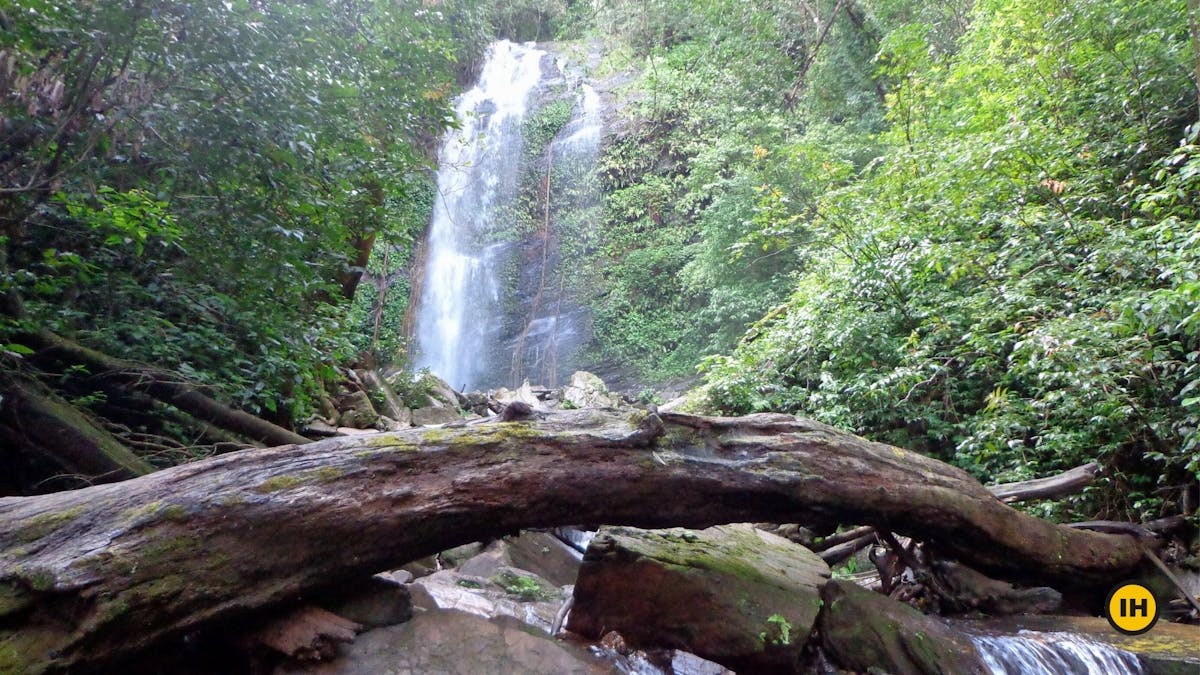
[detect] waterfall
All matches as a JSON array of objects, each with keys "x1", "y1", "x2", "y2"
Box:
[
  {"x1": 413, "y1": 40, "x2": 546, "y2": 391},
  {"x1": 971, "y1": 631, "x2": 1142, "y2": 675},
  {"x1": 413, "y1": 40, "x2": 604, "y2": 391}
]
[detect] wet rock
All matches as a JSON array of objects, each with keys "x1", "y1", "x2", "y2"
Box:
[
  {"x1": 568, "y1": 524, "x2": 830, "y2": 673},
  {"x1": 933, "y1": 559, "x2": 1061, "y2": 615},
  {"x1": 275, "y1": 609, "x2": 613, "y2": 674},
  {"x1": 819, "y1": 579, "x2": 987, "y2": 675},
  {"x1": 966, "y1": 615, "x2": 1200, "y2": 675},
  {"x1": 502, "y1": 532, "x2": 582, "y2": 587},
  {"x1": 561, "y1": 371, "x2": 617, "y2": 409},
  {"x1": 411, "y1": 406, "x2": 461, "y2": 426},
  {"x1": 409, "y1": 566, "x2": 566, "y2": 634}
]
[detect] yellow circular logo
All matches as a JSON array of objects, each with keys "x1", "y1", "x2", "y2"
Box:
[{"x1": 1105, "y1": 582, "x2": 1158, "y2": 635}]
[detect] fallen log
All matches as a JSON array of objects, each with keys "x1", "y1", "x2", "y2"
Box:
[
  {"x1": 0, "y1": 410, "x2": 1145, "y2": 673},
  {"x1": 810, "y1": 462, "x2": 1106, "y2": 560}
]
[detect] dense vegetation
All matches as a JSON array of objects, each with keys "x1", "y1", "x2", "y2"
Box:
[
  {"x1": 0, "y1": 0, "x2": 495, "y2": 489},
  {"x1": 583, "y1": 0, "x2": 1198, "y2": 519}
]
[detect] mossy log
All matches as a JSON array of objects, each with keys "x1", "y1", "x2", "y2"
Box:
[{"x1": 0, "y1": 410, "x2": 1146, "y2": 673}]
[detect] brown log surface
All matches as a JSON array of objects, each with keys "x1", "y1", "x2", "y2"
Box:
[{"x1": 0, "y1": 410, "x2": 1144, "y2": 673}]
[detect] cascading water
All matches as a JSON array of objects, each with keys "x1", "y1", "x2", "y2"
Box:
[
  {"x1": 971, "y1": 630, "x2": 1142, "y2": 675},
  {"x1": 413, "y1": 40, "x2": 604, "y2": 391},
  {"x1": 507, "y1": 80, "x2": 603, "y2": 387},
  {"x1": 413, "y1": 40, "x2": 546, "y2": 391}
]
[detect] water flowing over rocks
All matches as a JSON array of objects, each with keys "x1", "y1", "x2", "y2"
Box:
[{"x1": 411, "y1": 39, "x2": 607, "y2": 391}]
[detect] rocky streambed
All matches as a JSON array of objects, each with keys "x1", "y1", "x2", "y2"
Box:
[
  {"x1": 261, "y1": 523, "x2": 1197, "y2": 675},
  {"x1": 258, "y1": 370, "x2": 1200, "y2": 674}
]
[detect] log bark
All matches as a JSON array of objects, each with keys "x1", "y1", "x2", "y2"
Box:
[
  {"x1": 0, "y1": 410, "x2": 1145, "y2": 673},
  {"x1": 22, "y1": 329, "x2": 310, "y2": 447}
]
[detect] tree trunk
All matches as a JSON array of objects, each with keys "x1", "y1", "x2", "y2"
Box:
[
  {"x1": 0, "y1": 375, "x2": 153, "y2": 484},
  {"x1": 0, "y1": 410, "x2": 1145, "y2": 673},
  {"x1": 22, "y1": 329, "x2": 310, "y2": 447}
]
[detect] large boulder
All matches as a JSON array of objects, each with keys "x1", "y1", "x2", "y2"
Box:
[
  {"x1": 818, "y1": 580, "x2": 987, "y2": 675},
  {"x1": 411, "y1": 406, "x2": 461, "y2": 426},
  {"x1": 568, "y1": 524, "x2": 829, "y2": 673},
  {"x1": 409, "y1": 562, "x2": 566, "y2": 635},
  {"x1": 423, "y1": 374, "x2": 466, "y2": 409},
  {"x1": 334, "y1": 390, "x2": 378, "y2": 429},
  {"x1": 561, "y1": 371, "x2": 618, "y2": 409},
  {"x1": 457, "y1": 532, "x2": 582, "y2": 587}
]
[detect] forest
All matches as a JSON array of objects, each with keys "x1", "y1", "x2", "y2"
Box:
[{"x1": 1, "y1": 0, "x2": 1198, "y2": 673}]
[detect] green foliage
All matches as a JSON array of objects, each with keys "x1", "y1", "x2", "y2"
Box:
[
  {"x1": 700, "y1": 0, "x2": 1197, "y2": 519},
  {"x1": 759, "y1": 613, "x2": 793, "y2": 646},
  {"x1": 523, "y1": 100, "x2": 575, "y2": 155},
  {"x1": 0, "y1": 0, "x2": 490, "y2": 422},
  {"x1": 584, "y1": 0, "x2": 893, "y2": 381}
]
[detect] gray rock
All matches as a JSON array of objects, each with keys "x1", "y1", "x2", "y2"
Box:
[
  {"x1": 411, "y1": 406, "x2": 461, "y2": 426},
  {"x1": 275, "y1": 609, "x2": 612, "y2": 674},
  {"x1": 568, "y1": 524, "x2": 830, "y2": 673},
  {"x1": 561, "y1": 371, "x2": 618, "y2": 409},
  {"x1": 425, "y1": 374, "x2": 466, "y2": 409},
  {"x1": 493, "y1": 380, "x2": 543, "y2": 410},
  {"x1": 335, "y1": 390, "x2": 378, "y2": 429},
  {"x1": 409, "y1": 566, "x2": 565, "y2": 635}
]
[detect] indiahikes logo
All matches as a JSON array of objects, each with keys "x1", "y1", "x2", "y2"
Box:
[{"x1": 1105, "y1": 582, "x2": 1159, "y2": 635}]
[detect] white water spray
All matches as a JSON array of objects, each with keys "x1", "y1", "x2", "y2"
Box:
[
  {"x1": 413, "y1": 41, "x2": 546, "y2": 390},
  {"x1": 972, "y1": 630, "x2": 1142, "y2": 674}
]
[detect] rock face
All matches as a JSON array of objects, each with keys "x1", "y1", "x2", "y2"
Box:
[
  {"x1": 276, "y1": 609, "x2": 612, "y2": 675},
  {"x1": 334, "y1": 390, "x2": 378, "y2": 429},
  {"x1": 568, "y1": 524, "x2": 830, "y2": 673},
  {"x1": 561, "y1": 371, "x2": 617, "y2": 409},
  {"x1": 409, "y1": 565, "x2": 565, "y2": 635},
  {"x1": 818, "y1": 580, "x2": 987, "y2": 675},
  {"x1": 457, "y1": 532, "x2": 582, "y2": 587},
  {"x1": 410, "y1": 406, "x2": 461, "y2": 426}
]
